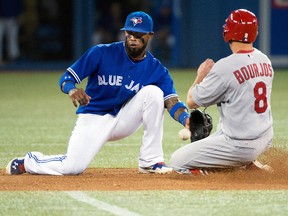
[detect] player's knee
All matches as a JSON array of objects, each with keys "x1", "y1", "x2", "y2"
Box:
[
  {"x1": 145, "y1": 85, "x2": 163, "y2": 96},
  {"x1": 170, "y1": 151, "x2": 183, "y2": 169},
  {"x1": 60, "y1": 160, "x2": 87, "y2": 175},
  {"x1": 141, "y1": 85, "x2": 164, "y2": 102},
  {"x1": 170, "y1": 153, "x2": 177, "y2": 167}
]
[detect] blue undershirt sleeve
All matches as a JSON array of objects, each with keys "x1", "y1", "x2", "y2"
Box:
[{"x1": 59, "y1": 71, "x2": 77, "y2": 94}]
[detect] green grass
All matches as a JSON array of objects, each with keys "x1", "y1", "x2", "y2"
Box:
[
  {"x1": 1, "y1": 191, "x2": 288, "y2": 216},
  {"x1": 0, "y1": 69, "x2": 288, "y2": 216}
]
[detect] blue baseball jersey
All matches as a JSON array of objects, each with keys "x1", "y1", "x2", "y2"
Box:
[{"x1": 66, "y1": 42, "x2": 177, "y2": 115}]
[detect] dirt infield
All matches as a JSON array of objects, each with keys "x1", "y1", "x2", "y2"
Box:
[{"x1": 1, "y1": 148, "x2": 288, "y2": 191}]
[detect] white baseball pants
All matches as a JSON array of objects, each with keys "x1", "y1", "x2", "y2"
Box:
[
  {"x1": 170, "y1": 127, "x2": 273, "y2": 172},
  {"x1": 24, "y1": 85, "x2": 165, "y2": 175}
]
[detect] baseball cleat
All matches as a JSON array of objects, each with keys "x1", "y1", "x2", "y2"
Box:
[
  {"x1": 174, "y1": 168, "x2": 210, "y2": 176},
  {"x1": 139, "y1": 162, "x2": 173, "y2": 174},
  {"x1": 190, "y1": 169, "x2": 210, "y2": 175},
  {"x1": 250, "y1": 159, "x2": 274, "y2": 173},
  {"x1": 6, "y1": 158, "x2": 26, "y2": 175}
]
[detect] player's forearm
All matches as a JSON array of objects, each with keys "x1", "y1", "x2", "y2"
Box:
[
  {"x1": 165, "y1": 96, "x2": 189, "y2": 126},
  {"x1": 186, "y1": 58, "x2": 215, "y2": 104},
  {"x1": 186, "y1": 87, "x2": 199, "y2": 109}
]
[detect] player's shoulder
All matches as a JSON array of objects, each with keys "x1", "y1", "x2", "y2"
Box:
[
  {"x1": 146, "y1": 51, "x2": 167, "y2": 70},
  {"x1": 210, "y1": 54, "x2": 238, "y2": 79},
  {"x1": 252, "y1": 47, "x2": 263, "y2": 55},
  {"x1": 253, "y1": 48, "x2": 271, "y2": 61},
  {"x1": 213, "y1": 49, "x2": 254, "y2": 69},
  {"x1": 84, "y1": 42, "x2": 123, "y2": 59},
  {"x1": 213, "y1": 54, "x2": 234, "y2": 70},
  {"x1": 90, "y1": 41, "x2": 123, "y2": 51}
]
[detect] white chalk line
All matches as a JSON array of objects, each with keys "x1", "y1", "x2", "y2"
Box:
[{"x1": 65, "y1": 191, "x2": 141, "y2": 216}]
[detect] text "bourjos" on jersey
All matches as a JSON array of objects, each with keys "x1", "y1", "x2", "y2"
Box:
[{"x1": 233, "y1": 62, "x2": 273, "y2": 84}]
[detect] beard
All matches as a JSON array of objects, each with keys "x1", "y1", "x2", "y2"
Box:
[{"x1": 125, "y1": 38, "x2": 147, "y2": 59}]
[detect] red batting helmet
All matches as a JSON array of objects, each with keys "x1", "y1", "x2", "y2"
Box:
[{"x1": 223, "y1": 9, "x2": 258, "y2": 43}]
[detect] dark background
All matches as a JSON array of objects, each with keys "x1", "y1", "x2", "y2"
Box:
[{"x1": 0, "y1": 0, "x2": 287, "y2": 70}]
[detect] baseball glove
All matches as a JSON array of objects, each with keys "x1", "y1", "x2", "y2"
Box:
[{"x1": 189, "y1": 109, "x2": 213, "y2": 142}]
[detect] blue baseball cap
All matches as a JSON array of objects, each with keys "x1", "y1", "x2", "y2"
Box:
[{"x1": 121, "y1": 11, "x2": 153, "y2": 33}]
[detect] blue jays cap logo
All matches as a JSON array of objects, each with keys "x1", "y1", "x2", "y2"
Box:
[
  {"x1": 130, "y1": 17, "x2": 143, "y2": 26},
  {"x1": 121, "y1": 11, "x2": 153, "y2": 34}
]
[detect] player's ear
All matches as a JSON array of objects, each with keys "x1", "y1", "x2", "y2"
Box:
[{"x1": 148, "y1": 32, "x2": 154, "y2": 39}]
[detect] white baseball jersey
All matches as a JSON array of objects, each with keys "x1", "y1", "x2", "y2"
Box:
[{"x1": 192, "y1": 48, "x2": 273, "y2": 139}]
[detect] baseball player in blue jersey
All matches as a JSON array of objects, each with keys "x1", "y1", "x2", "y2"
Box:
[
  {"x1": 170, "y1": 9, "x2": 274, "y2": 175},
  {"x1": 6, "y1": 11, "x2": 190, "y2": 175}
]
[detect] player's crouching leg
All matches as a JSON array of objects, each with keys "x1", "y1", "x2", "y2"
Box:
[
  {"x1": 170, "y1": 149, "x2": 210, "y2": 176},
  {"x1": 7, "y1": 152, "x2": 87, "y2": 175},
  {"x1": 137, "y1": 86, "x2": 173, "y2": 174}
]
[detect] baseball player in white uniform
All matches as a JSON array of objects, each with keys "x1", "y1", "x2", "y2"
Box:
[
  {"x1": 6, "y1": 11, "x2": 190, "y2": 175},
  {"x1": 170, "y1": 9, "x2": 274, "y2": 175}
]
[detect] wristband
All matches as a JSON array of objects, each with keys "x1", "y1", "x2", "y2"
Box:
[
  {"x1": 178, "y1": 112, "x2": 189, "y2": 126},
  {"x1": 59, "y1": 71, "x2": 77, "y2": 93},
  {"x1": 63, "y1": 81, "x2": 76, "y2": 94},
  {"x1": 169, "y1": 102, "x2": 187, "y2": 118}
]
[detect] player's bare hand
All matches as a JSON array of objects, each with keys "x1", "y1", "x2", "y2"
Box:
[
  {"x1": 197, "y1": 58, "x2": 215, "y2": 80},
  {"x1": 68, "y1": 88, "x2": 91, "y2": 107}
]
